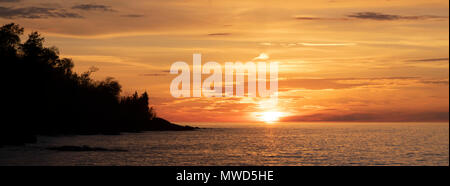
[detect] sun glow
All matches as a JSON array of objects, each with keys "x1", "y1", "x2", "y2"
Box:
[{"x1": 258, "y1": 112, "x2": 284, "y2": 123}]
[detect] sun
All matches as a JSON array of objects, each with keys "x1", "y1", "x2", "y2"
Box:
[{"x1": 259, "y1": 112, "x2": 283, "y2": 123}]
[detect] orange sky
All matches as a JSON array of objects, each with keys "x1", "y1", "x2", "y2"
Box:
[{"x1": 1, "y1": 0, "x2": 448, "y2": 122}]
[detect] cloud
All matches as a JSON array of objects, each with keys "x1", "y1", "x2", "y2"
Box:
[
  {"x1": 348, "y1": 12, "x2": 402, "y2": 20},
  {"x1": 72, "y1": 4, "x2": 115, "y2": 12},
  {"x1": 121, "y1": 14, "x2": 144, "y2": 18},
  {"x1": 0, "y1": 0, "x2": 20, "y2": 2},
  {"x1": 294, "y1": 16, "x2": 347, "y2": 21},
  {"x1": 406, "y1": 58, "x2": 449, "y2": 62},
  {"x1": 259, "y1": 42, "x2": 273, "y2": 46},
  {"x1": 279, "y1": 78, "x2": 371, "y2": 90},
  {"x1": 299, "y1": 43, "x2": 356, "y2": 46},
  {"x1": 0, "y1": 6, "x2": 82, "y2": 19},
  {"x1": 207, "y1": 33, "x2": 231, "y2": 36},
  {"x1": 281, "y1": 111, "x2": 449, "y2": 122},
  {"x1": 347, "y1": 12, "x2": 447, "y2": 21},
  {"x1": 420, "y1": 79, "x2": 449, "y2": 85},
  {"x1": 294, "y1": 16, "x2": 325, "y2": 20},
  {"x1": 278, "y1": 77, "x2": 419, "y2": 91},
  {"x1": 253, "y1": 53, "x2": 269, "y2": 60},
  {"x1": 260, "y1": 42, "x2": 356, "y2": 47},
  {"x1": 295, "y1": 12, "x2": 447, "y2": 22}
]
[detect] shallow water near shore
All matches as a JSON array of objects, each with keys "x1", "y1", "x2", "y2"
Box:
[{"x1": 0, "y1": 122, "x2": 448, "y2": 166}]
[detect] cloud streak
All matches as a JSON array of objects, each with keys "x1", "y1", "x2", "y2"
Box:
[
  {"x1": 0, "y1": 0, "x2": 20, "y2": 2},
  {"x1": 282, "y1": 111, "x2": 449, "y2": 122},
  {"x1": 121, "y1": 14, "x2": 144, "y2": 18},
  {"x1": 299, "y1": 43, "x2": 356, "y2": 46},
  {"x1": 295, "y1": 12, "x2": 448, "y2": 22},
  {"x1": 253, "y1": 53, "x2": 269, "y2": 60},
  {"x1": 348, "y1": 12, "x2": 447, "y2": 21},
  {"x1": 294, "y1": 16, "x2": 347, "y2": 21},
  {"x1": 278, "y1": 77, "x2": 419, "y2": 90},
  {"x1": 0, "y1": 6, "x2": 82, "y2": 19},
  {"x1": 72, "y1": 4, "x2": 115, "y2": 12},
  {"x1": 207, "y1": 33, "x2": 232, "y2": 36},
  {"x1": 407, "y1": 58, "x2": 449, "y2": 62}
]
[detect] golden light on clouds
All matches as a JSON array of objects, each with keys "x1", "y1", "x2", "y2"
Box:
[
  {"x1": 2, "y1": 0, "x2": 448, "y2": 122},
  {"x1": 253, "y1": 53, "x2": 270, "y2": 61},
  {"x1": 258, "y1": 111, "x2": 285, "y2": 123}
]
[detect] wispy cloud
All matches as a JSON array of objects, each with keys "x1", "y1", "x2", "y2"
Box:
[
  {"x1": 282, "y1": 111, "x2": 449, "y2": 122},
  {"x1": 0, "y1": 0, "x2": 20, "y2": 2},
  {"x1": 207, "y1": 33, "x2": 231, "y2": 36},
  {"x1": 0, "y1": 6, "x2": 82, "y2": 19},
  {"x1": 295, "y1": 12, "x2": 447, "y2": 22},
  {"x1": 294, "y1": 16, "x2": 347, "y2": 21},
  {"x1": 72, "y1": 4, "x2": 115, "y2": 12},
  {"x1": 121, "y1": 14, "x2": 144, "y2": 18},
  {"x1": 406, "y1": 58, "x2": 449, "y2": 62},
  {"x1": 278, "y1": 77, "x2": 419, "y2": 90},
  {"x1": 420, "y1": 79, "x2": 449, "y2": 85},
  {"x1": 347, "y1": 12, "x2": 447, "y2": 21},
  {"x1": 294, "y1": 16, "x2": 325, "y2": 20},
  {"x1": 253, "y1": 53, "x2": 269, "y2": 60},
  {"x1": 299, "y1": 43, "x2": 356, "y2": 46},
  {"x1": 259, "y1": 42, "x2": 356, "y2": 47}
]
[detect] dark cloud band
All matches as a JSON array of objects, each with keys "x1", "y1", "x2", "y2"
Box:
[
  {"x1": 348, "y1": 12, "x2": 447, "y2": 20},
  {"x1": 72, "y1": 4, "x2": 115, "y2": 12},
  {"x1": 208, "y1": 33, "x2": 231, "y2": 36},
  {"x1": 0, "y1": 0, "x2": 21, "y2": 2},
  {"x1": 295, "y1": 12, "x2": 448, "y2": 21},
  {"x1": 0, "y1": 6, "x2": 82, "y2": 19},
  {"x1": 121, "y1": 14, "x2": 144, "y2": 18},
  {"x1": 407, "y1": 58, "x2": 449, "y2": 62}
]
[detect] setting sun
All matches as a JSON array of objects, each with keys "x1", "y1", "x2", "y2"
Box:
[{"x1": 259, "y1": 112, "x2": 284, "y2": 123}]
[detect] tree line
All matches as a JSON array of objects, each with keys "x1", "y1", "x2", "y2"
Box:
[{"x1": 0, "y1": 23, "x2": 194, "y2": 146}]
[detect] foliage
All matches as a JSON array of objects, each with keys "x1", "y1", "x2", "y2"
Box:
[{"x1": 0, "y1": 23, "x2": 164, "y2": 145}]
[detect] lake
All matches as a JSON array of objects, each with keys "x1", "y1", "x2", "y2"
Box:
[{"x1": 0, "y1": 122, "x2": 448, "y2": 166}]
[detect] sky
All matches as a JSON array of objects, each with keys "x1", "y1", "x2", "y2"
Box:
[{"x1": 1, "y1": 0, "x2": 449, "y2": 123}]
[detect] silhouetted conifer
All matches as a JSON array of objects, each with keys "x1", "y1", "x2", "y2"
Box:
[{"x1": 0, "y1": 23, "x2": 194, "y2": 146}]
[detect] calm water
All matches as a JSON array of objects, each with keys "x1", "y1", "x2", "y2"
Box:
[{"x1": 0, "y1": 122, "x2": 448, "y2": 166}]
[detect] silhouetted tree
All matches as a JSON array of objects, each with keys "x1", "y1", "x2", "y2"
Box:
[{"x1": 0, "y1": 23, "x2": 193, "y2": 146}]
